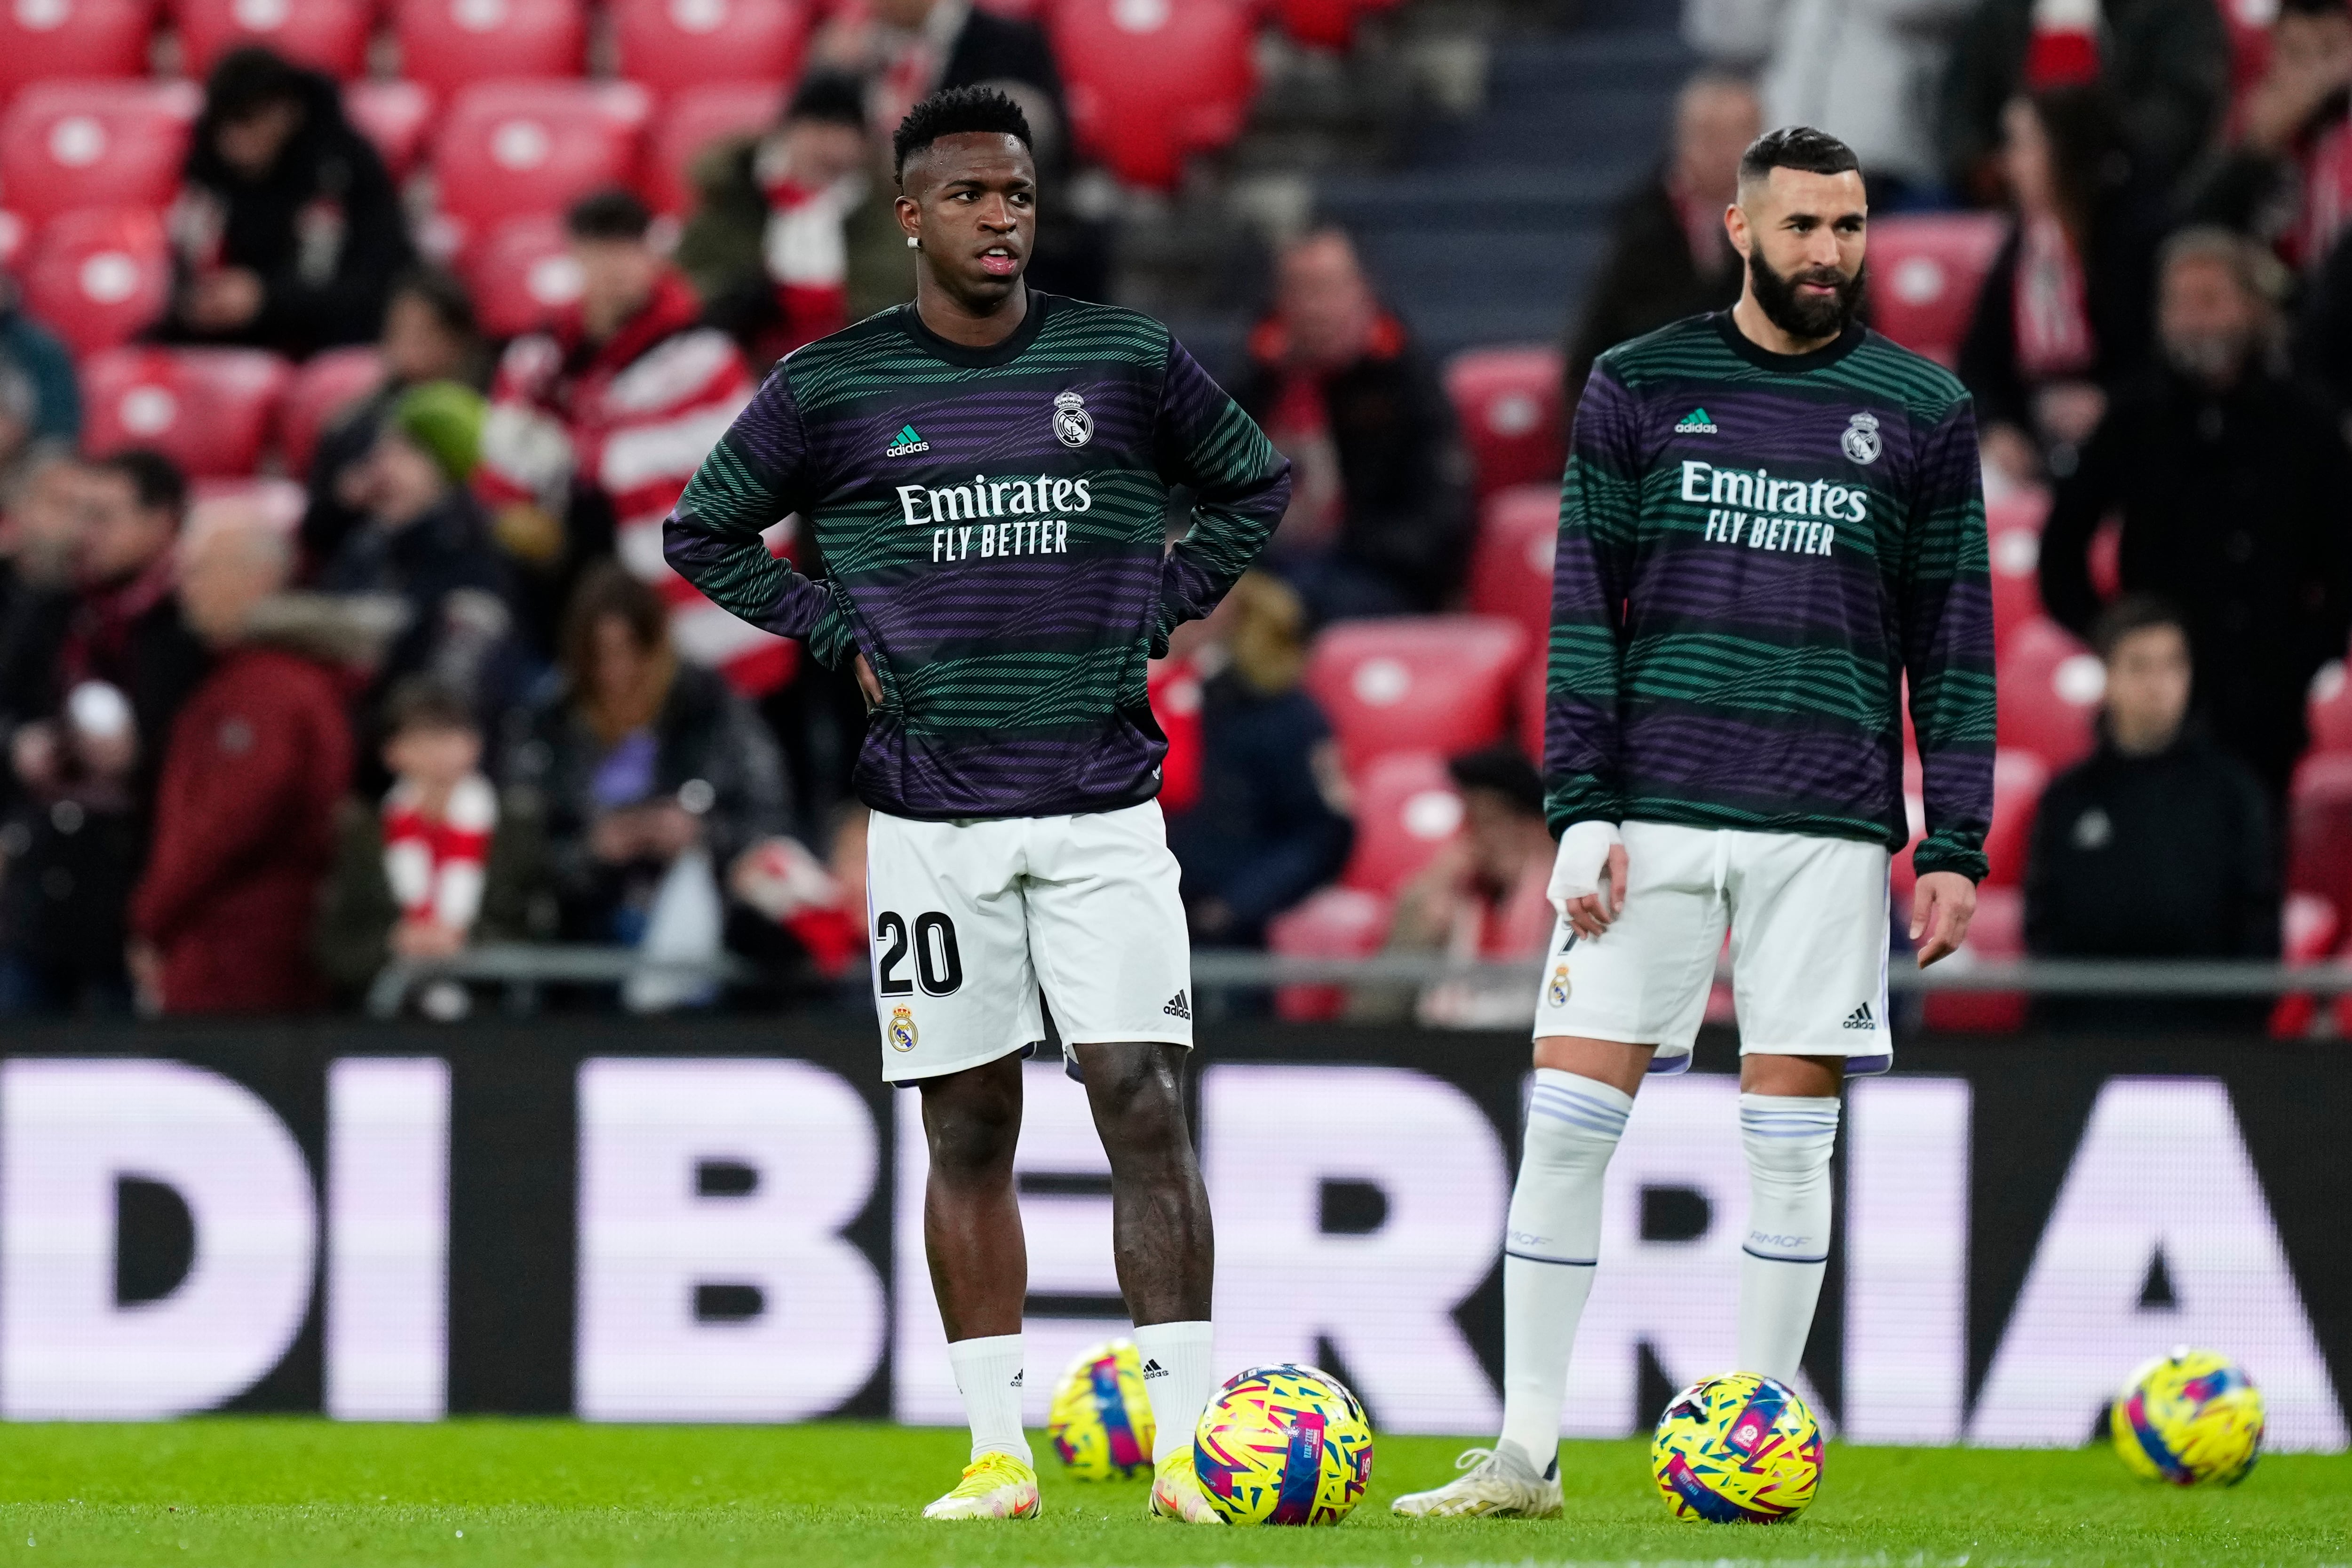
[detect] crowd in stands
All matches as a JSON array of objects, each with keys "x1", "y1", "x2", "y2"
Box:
[{"x1": 4, "y1": 0, "x2": 2352, "y2": 1027}]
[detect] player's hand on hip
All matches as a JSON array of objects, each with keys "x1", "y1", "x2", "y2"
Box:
[
  {"x1": 1910, "y1": 870, "x2": 1977, "y2": 968},
  {"x1": 1548, "y1": 820, "x2": 1628, "y2": 940},
  {"x1": 853, "y1": 653, "x2": 884, "y2": 709}
]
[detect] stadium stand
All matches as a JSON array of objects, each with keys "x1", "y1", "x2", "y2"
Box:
[
  {"x1": 641, "y1": 82, "x2": 783, "y2": 215},
  {"x1": 0, "y1": 0, "x2": 154, "y2": 103},
  {"x1": 2312, "y1": 661, "x2": 2352, "y2": 756},
  {"x1": 429, "y1": 80, "x2": 652, "y2": 248},
  {"x1": 1863, "y1": 213, "x2": 2008, "y2": 369},
  {"x1": 462, "y1": 212, "x2": 581, "y2": 337},
  {"x1": 344, "y1": 78, "x2": 435, "y2": 179},
  {"x1": 1303, "y1": 614, "x2": 1525, "y2": 773},
  {"x1": 1465, "y1": 483, "x2": 1554, "y2": 654},
  {"x1": 0, "y1": 79, "x2": 198, "y2": 227},
  {"x1": 278, "y1": 343, "x2": 383, "y2": 477},
  {"x1": 1338, "y1": 749, "x2": 1459, "y2": 895},
  {"x1": 1052, "y1": 0, "x2": 1255, "y2": 190},
  {"x1": 1995, "y1": 616, "x2": 2104, "y2": 771},
  {"x1": 1265, "y1": 883, "x2": 1391, "y2": 1021},
  {"x1": 174, "y1": 0, "x2": 373, "y2": 77},
  {"x1": 392, "y1": 0, "x2": 588, "y2": 96},
  {"x1": 1986, "y1": 489, "x2": 2049, "y2": 653},
  {"x1": 1444, "y1": 345, "x2": 1565, "y2": 497},
  {"x1": 21, "y1": 203, "x2": 171, "y2": 354},
  {"x1": 611, "y1": 0, "x2": 807, "y2": 100},
  {"x1": 80, "y1": 345, "x2": 293, "y2": 476}
]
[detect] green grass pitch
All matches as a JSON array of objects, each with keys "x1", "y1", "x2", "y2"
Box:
[{"x1": 0, "y1": 1420, "x2": 2342, "y2": 1566}]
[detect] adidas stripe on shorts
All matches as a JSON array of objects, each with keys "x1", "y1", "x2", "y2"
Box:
[
  {"x1": 863, "y1": 800, "x2": 1193, "y2": 1082},
  {"x1": 1532, "y1": 820, "x2": 1893, "y2": 1074}
]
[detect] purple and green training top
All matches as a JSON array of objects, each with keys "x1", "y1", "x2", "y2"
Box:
[
  {"x1": 1550, "y1": 311, "x2": 1994, "y2": 882},
  {"x1": 664, "y1": 292, "x2": 1291, "y2": 821}
]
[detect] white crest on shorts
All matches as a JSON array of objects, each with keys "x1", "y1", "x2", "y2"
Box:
[
  {"x1": 1052, "y1": 390, "x2": 1094, "y2": 449},
  {"x1": 1841, "y1": 410, "x2": 1882, "y2": 465}
]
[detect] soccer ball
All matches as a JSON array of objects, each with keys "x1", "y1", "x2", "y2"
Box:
[
  {"x1": 1652, "y1": 1372, "x2": 1823, "y2": 1524},
  {"x1": 2111, "y1": 1348, "x2": 2265, "y2": 1486},
  {"x1": 1045, "y1": 1339, "x2": 1155, "y2": 1480},
  {"x1": 1192, "y1": 1364, "x2": 1374, "y2": 1525}
]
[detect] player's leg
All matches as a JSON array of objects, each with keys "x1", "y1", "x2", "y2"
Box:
[
  {"x1": 868, "y1": 810, "x2": 1046, "y2": 1520},
  {"x1": 1018, "y1": 803, "x2": 1223, "y2": 1523},
  {"x1": 1722, "y1": 831, "x2": 1892, "y2": 1385},
  {"x1": 1395, "y1": 822, "x2": 1725, "y2": 1519}
]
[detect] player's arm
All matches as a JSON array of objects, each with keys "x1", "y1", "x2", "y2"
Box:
[
  {"x1": 1901, "y1": 394, "x2": 1998, "y2": 965},
  {"x1": 1148, "y1": 337, "x2": 1292, "y2": 651},
  {"x1": 662, "y1": 366, "x2": 857, "y2": 669},
  {"x1": 1546, "y1": 361, "x2": 1641, "y2": 936}
]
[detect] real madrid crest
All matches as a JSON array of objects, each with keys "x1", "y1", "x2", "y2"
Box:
[
  {"x1": 1052, "y1": 390, "x2": 1094, "y2": 449},
  {"x1": 888, "y1": 1005, "x2": 919, "y2": 1052},
  {"x1": 1548, "y1": 964, "x2": 1572, "y2": 1008},
  {"x1": 1841, "y1": 410, "x2": 1882, "y2": 465}
]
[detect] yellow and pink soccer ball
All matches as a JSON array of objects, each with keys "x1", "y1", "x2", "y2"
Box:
[
  {"x1": 1651, "y1": 1372, "x2": 1822, "y2": 1524},
  {"x1": 2110, "y1": 1347, "x2": 2264, "y2": 1486},
  {"x1": 1192, "y1": 1363, "x2": 1375, "y2": 1525},
  {"x1": 1045, "y1": 1338, "x2": 1155, "y2": 1480}
]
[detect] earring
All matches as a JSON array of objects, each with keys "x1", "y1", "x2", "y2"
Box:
[{"x1": 906, "y1": 235, "x2": 920, "y2": 249}]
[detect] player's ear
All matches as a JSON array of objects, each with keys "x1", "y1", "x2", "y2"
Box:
[
  {"x1": 895, "y1": 191, "x2": 922, "y2": 250},
  {"x1": 1723, "y1": 199, "x2": 1752, "y2": 260}
]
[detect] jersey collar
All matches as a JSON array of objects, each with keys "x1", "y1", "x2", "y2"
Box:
[
  {"x1": 897, "y1": 289, "x2": 1054, "y2": 369},
  {"x1": 1711, "y1": 309, "x2": 1864, "y2": 373}
]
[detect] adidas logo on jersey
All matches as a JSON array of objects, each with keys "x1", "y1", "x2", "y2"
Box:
[
  {"x1": 1163, "y1": 990, "x2": 1191, "y2": 1020},
  {"x1": 1141, "y1": 1358, "x2": 1168, "y2": 1379},
  {"x1": 1843, "y1": 1002, "x2": 1875, "y2": 1030},
  {"x1": 1674, "y1": 406, "x2": 1719, "y2": 434},
  {"x1": 885, "y1": 423, "x2": 931, "y2": 456}
]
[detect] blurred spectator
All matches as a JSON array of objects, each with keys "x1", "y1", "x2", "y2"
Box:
[
  {"x1": 160, "y1": 47, "x2": 413, "y2": 359},
  {"x1": 1377, "y1": 745, "x2": 1556, "y2": 1029},
  {"x1": 1564, "y1": 71, "x2": 1757, "y2": 422},
  {"x1": 726, "y1": 810, "x2": 869, "y2": 987},
  {"x1": 302, "y1": 270, "x2": 489, "y2": 572},
  {"x1": 1940, "y1": 0, "x2": 2231, "y2": 201},
  {"x1": 1236, "y1": 230, "x2": 1470, "y2": 623},
  {"x1": 681, "y1": 72, "x2": 913, "y2": 369},
  {"x1": 502, "y1": 565, "x2": 787, "y2": 1003},
  {"x1": 320, "y1": 381, "x2": 523, "y2": 716},
  {"x1": 2039, "y1": 227, "x2": 2352, "y2": 801},
  {"x1": 0, "y1": 277, "x2": 81, "y2": 465},
  {"x1": 315, "y1": 677, "x2": 552, "y2": 1014},
  {"x1": 0, "y1": 453, "x2": 86, "y2": 684},
  {"x1": 1958, "y1": 87, "x2": 2166, "y2": 488},
  {"x1": 2025, "y1": 595, "x2": 2277, "y2": 1031},
  {"x1": 1682, "y1": 1, "x2": 1971, "y2": 207},
  {"x1": 1165, "y1": 573, "x2": 1352, "y2": 948},
  {"x1": 476, "y1": 190, "x2": 758, "y2": 680},
  {"x1": 129, "y1": 512, "x2": 396, "y2": 1015},
  {"x1": 2183, "y1": 0, "x2": 2352, "y2": 270},
  {"x1": 835, "y1": 0, "x2": 1104, "y2": 299}
]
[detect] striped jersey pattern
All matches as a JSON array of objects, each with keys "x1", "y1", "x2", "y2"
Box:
[
  {"x1": 1549, "y1": 311, "x2": 1994, "y2": 880},
  {"x1": 665, "y1": 293, "x2": 1291, "y2": 820}
]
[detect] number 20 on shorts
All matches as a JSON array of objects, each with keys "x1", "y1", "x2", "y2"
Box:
[{"x1": 874, "y1": 911, "x2": 965, "y2": 996}]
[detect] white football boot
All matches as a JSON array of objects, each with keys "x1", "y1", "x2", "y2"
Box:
[
  {"x1": 1389, "y1": 1441, "x2": 1564, "y2": 1518},
  {"x1": 922, "y1": 1451, "x2": 1041, "y2": 1520}
]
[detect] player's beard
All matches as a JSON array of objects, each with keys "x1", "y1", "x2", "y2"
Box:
[{"x1": 1748, "y1": 248, "x2": 1867, "y2": 342}]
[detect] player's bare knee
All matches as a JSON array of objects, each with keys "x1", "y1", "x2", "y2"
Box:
[
  {"x1": 919, "y1": 1063, "x2": 1022, "y2": 1177},
  {"x1": 1077, "y1": 1043, "x2": 1192, "y2": 1159}
]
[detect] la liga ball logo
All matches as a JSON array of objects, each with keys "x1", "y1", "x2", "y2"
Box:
[{"x1": 888, "y1": 1006, "x2": 919, "y2": 1052}]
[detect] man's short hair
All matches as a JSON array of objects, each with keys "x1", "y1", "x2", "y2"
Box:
[
  {"x1": 390, "y1": 266, "x2": 479, "y2": 341},
  {"x1": 565, "y1": 187, "x2": 654, "y2": 242},
  {"x1": 1448, "y1": 744, "x2": 1546, "y2": 819},
  {"x1": 1737, "y1": 125, "x2": 1861, "y2": 189},
  {"x1": 202, "y1": 45, "x2": 306, "y2": 125},
  {"x1": 892, "y1": 85, "x2": 1032, "y2": 181},
  {"x1": 382, "y1": 675, "x2": 479, "y2": 738},
  {"x1": 2092, "y1": 594, "x2": 2188, "y2": 661},
  {"x1": 2160, "y1": 224, "x2": 2291, "y2": 310},
  {"x1": 87, "y1": 448, "x2": 187, "y2": 519},
  {"x1": 787, "y1": 69, "x2": 868, "y2": 131}
]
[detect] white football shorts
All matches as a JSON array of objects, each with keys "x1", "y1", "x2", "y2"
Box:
[
  {"x1": 864, "y1": 800, "x2": 1194, "y2": 1082},
  {"x1": 1532, "y1": 820, "x2": 1892, "y2": 1074}
]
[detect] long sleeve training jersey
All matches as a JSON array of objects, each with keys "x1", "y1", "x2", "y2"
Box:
[
  {"x1": 1549, "y1": 311, "x2": 1995, "y2": 881},
  {"x1": 665, "y1": 292, "x2": 1292, "y2": 820}
]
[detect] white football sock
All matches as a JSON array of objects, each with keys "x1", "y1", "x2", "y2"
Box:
[
  {"x1": 1496, "y1": 1069, "x2": 1632, "y2": 1470},
  {"x1": 1737, "y1": 1092, "x2": 1841, "y2": 1382},
  {"x1": 946, "y1": 1333, "x2": 1031, "y2": 1465},
  {"x1": 1132, "y1": 1319, "x2": 1216, "y2": 1465}
]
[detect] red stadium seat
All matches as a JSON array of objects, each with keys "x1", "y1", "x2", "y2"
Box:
[
  {"x1": 345, "y1": 80, "x2": 434, "y2": 180},
  {"x1": 1985, "y1": 487, "x2": 2048, "y2": 653},
  {"x1": 612, "y1": 0, "x2": 806, "y2": 100},
  {"x1": 81, "y1": 347, "x2": 294, "y2": 478},
  {"x1": 1339, "y1": 750, "x2": 1459, "y2": 894},
  {"x1": 463, "y1": 213, "x2": 582, "y2": 337},
  {"x1": 1445, "y1": 345, "x2": 1565, "y2": 496},
  {"x1": 1266, "y1": 0, "x2": 1358, "y2": 48},
  {"x1": 21, "y1": 205, "x2": 169, "y2": 355},
  {"x1": 1996, "y1": 615, "x2": 2102, "y2": 770},
  {"x1": 175, "y1": 0, "x2": 372, "y2": 77},
  {"x1": 1892, "y1": 746, "x2": 2048, "y2": 904},
  {"x1": 279, "y1": 344, "x2": 383, "y2": 477},
  {"x1": 2309, "y1": 659, "x2": 2352, "y2": 756},
  {"x1": 642, "y1": 81, "x2": 782, "y2": 215},
  {"x1": 393, "y1": 0, "x2": 587, "y2": 97},
  {"x1": 1467, "y1": 483, "x2": 1555, "y2": 653},
  {"x1": 0, "y1": 80, "x2": 199, "y2": 227},
  {"x1": 1866, "y1": 212, "x2": 2007, "y2": 367},
  {"x1": 1148, "y1": 655, "x2": 1202, "y2": 815},
  {"x1": 0, "y1": 0, "x2": 154, "y2": 105},
  {"x1": 2270, "y1": 890, "x2": 2343, "y2": 1037},
  {"x1": 1920, "y1": 883, "x2": 2025, "y2": 1033},
  {"x1": 1516, "y1": 645, "x2": 1544, "y2": 763},
  {"x1": 431, "y1": 81, "x2": 652, "y2": 246},
  {"x1": 1304, "y1": 614, "x2": 1527, "y2": 773},
  {"x1": 1265, "y1": 884, "x2": 1391, "y2": 1021},
  {"x1": 2289, "y1": 751, "x2": 2352, "y2": 921},
  {"x1": 1052, "y1": 0, "x2": 1253, "y2": 190}
]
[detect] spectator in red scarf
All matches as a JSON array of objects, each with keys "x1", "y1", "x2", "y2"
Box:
[
  {"x1": 1234, "y1": 229, "x2": 1470, "y2": 624},
  {"x1": 476, "y1": 189, "x2": 773, "y2": 692},
  {"x1": 1958, "y1": 86, "x2": 2168, "y2": 489},
  {"x1": 2186, "y1": 0, "x2": 2352, "y2": 271}
]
